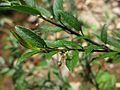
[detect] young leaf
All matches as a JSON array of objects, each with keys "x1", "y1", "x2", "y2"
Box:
[
  {"x1": 53, "y1": 0, "x2": 63, "y2": 20},
  {"x1": 60, "y1": 11, "x2": 82, "y2": 32},
  {"x1": 16, "y1": 50, "x2": 41, "y2": 65},
  {"x1": 15, "y1": 25, "x2": 47, "y2": 50},
  {"x1": 101, "y1": 24, "x2": 108, "y2": 44},
  {"x1": 66, "y1": 50, "x2": 79, "y2": 72}
]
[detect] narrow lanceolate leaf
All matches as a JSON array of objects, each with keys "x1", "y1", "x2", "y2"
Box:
[
  {"x1": 45, "y1": 40, "x2": 82, "y2": 48},
  {"x1": 14, "y1": 25, "x2": 47, "y2": 50},
  {"x1": 66, "y1": 50, "x2": 79, "y2": 72},
  {"x1": 101, "y1": 24, "x2": 108, "y2": 44},
  {"x1": 1, "y1": 5, "x2": 40, "y2": 15},
  {"x1": 11, "y1": 5, "x2": 40, "y2": 15},
  {"x1": 17, "y1": 50, "x2": 41, "y2": 65},
  {"x1": 60, "y1": 11, "x2": 83, "y2": 32},
  {"x1": 53, "y1": 0, "x2": 63, "y2": 20}
]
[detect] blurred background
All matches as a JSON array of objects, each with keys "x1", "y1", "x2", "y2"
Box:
[{"x1": 0, "y1": 0, "x2": 120, "y2": 90}]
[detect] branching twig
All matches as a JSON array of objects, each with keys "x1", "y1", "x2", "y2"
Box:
[{"x1": 39, "y1": 15, "x2": 113, "y2": 52}]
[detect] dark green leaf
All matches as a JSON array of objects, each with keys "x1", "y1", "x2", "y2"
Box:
[
  {"x1": 15, "y1": 25, "x2": 47, "y2": 50},
  {"x1": 53, "y1": 0, "x2": 63, "y2": 20},
  {"x1": 60, "y1": 11, "x2": 82, "y2": 32},
  {"x1": 0, "y1": 5, "x2": 40, "y2": 15},
  {"x1": 66, "y1": 50, "x2": 79, "y2": 71},
  {"x1": 101, "y1": 24, "x2": 108, "y2": 44}
]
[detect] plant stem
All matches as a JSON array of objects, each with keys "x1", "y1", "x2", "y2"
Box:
[{"x1": 39, "y1": 15, "x2": 112, "y2": 52}]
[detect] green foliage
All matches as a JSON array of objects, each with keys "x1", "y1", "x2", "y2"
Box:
[
  {"x1": 53, "y1": 0, "x2": 63, "y2": 20},
  {"x1": 0, "y1": 0, "x2": 119, "y2": 90},
  {"x1": 101, "y1": 24, "x2": 108, "y2": 44},
  {"x1": 34, "y1": 26, "x2": 63, "y2": 33},
  {"x1": 17, "y1": 50, "x2": 41, "y2": 65},
  {"x1": 3, "y1": 5, "x2": 40, "y2": 15},
  {"x1": 14, "y1": 25, "x2": 47, "y2": 50},
  {"x1": 107, "y1": 36, "x2": 120, "y2": 49},
  {"x1": 66, "y1": 50, "x2": 79, "y2": 71},
  {"x1": 60, "y1": 11, "x2": 83, "y2": 32},
  {"x1": 96, "y1": 71, "x2": 116, "y2": 90},
  {"x1": 36, "y1": 6, "x2": 52, "y2": 17}
]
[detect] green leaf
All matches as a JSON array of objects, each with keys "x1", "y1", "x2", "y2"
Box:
[
  {"x1": 11, "y1": 30, "x2": 31, "y2": 48},
  {"x1": 107, "y1": 36, "x2": 120, "y2": 49},
  {"x1": 96, "y1": 71, "x2": 116, "y2": 90},
  {"x1": 0, "y1": 5, "x2": 40, "y2": 15},
  {"x1": 60, "y1": 11, "x2": 82, "y2": 32},
  {"x1": 36, "y1": 6, "x2": 52, "y2": 18},
  {"x1": 14, "y1": 25, "x2": 47, "y2": 50},
  {"x1": 85, "y1": 45, "x2": 95, "y2": 54},
  {"x1": 113, "y1": 30, "x2": 120, "y2": 38},
  {"x1": 17, "y1": 50, "x2": 40, "y2": 65},
  {"x1": 45, "y1": 40, "x2": 82, "y2": 48},
  {"x1": 42, "y1": 51, "x2": 58, "y2": 60},
  {"x1": 66, "y1": 50, "x2": 79, "y2": 71},
  {"x1": 53, "y1": 0, "x2": 63, "y2": 20},
  {"x1": 93, "y1": 52, "x2": 116, "y2": 61},
  {"x1": 101, "y1": 24, "x2": 108, "y2": 44},
  {"x1": 95, "y1": 32, "x2": 120, "y2": 49},
  {"x1": 34, "y1": 26, "x2": 63, "y2": 33}
]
